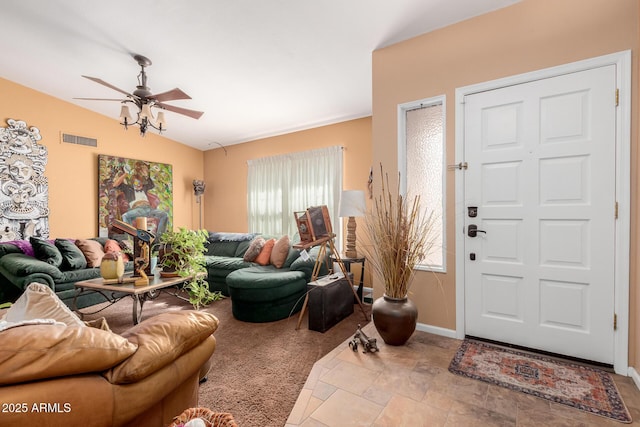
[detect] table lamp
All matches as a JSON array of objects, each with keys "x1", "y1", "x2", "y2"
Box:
[{"x1": 339, "y1": 190, "x2": 366, "y2": 258}]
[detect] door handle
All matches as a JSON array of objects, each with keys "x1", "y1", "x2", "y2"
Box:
[{"x1": 467, "y1": 224, "x2": 486, "y2": 238}]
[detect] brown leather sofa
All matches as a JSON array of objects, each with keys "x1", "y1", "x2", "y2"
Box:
[{"x1": 0, "y1": 310, "x2": 218, "y2": 427}]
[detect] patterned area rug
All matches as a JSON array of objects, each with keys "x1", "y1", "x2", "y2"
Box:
[{"x1": 449, "y1": 339, "x2": 632, "y2": 423}]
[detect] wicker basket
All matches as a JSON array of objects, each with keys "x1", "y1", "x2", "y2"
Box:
[{"x1": 168, "y1": 408, "x2": 237, "y2": 427}]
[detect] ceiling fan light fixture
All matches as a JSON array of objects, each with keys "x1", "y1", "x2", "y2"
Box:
[
  {"x1": 139, "y1": 117, "x2": 149, "y2": 137},
  {"x1": 120, "y1": 105, "x2": 133, "y2": 127},
  {"x1": 140, "y1": 103, "x2": 153, "y2": 119},
  {"x1": 78, "y1": 54, "x2": 202, "y2": 138},
  {"x1": 156, "y1": 111, "x2": 166, "y2": 127},
  {"x1": 120, "y1": 103, "x2": 165, "y2": 136}
]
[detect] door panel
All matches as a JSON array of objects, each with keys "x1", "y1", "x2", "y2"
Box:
[{"x1": 464, "y1": 65, "x2": 616, "y2": 364}]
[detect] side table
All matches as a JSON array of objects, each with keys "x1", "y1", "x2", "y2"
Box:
[{"x1": 330, "y1": 255, "x2": 366, "y2": 303}]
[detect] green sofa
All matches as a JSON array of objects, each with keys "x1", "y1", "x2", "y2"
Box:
[
  {"x1": 204, "y1": 232, "x2": 324, "y2": 322},
  {"x1": 0, "y1": 232, "x2": 324, "y2": 323},
  {"x1": 204, "y1": 233, "x2": 258, "y2": 296},
  {"x1": 0, "y1": 237, "x2": 133, "y2": 309}
]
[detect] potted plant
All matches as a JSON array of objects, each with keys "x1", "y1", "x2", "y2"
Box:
[
  {"x1": 158, "y1": 227, "x2": 221, "y2": 309},
  {"x1": 362, "y1": 164, "x2": 438, "y2": 345}
]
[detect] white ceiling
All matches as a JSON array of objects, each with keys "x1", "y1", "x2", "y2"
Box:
[{"x1": 1, "y1": 0, "x2": 519, "y2": 151}]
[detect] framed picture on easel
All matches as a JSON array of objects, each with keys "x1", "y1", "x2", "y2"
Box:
[{"x1": 98, "y1": 155, "x2": 173, "y2": 238}]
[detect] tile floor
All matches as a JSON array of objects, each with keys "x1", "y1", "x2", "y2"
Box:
[{"x1": 286, "y1": 323, "x2": 640, "y2": 426}]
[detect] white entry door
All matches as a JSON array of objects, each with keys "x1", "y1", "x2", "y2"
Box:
[{"x1": 463, "y1": 65, "x2": 617, "y2": 364}]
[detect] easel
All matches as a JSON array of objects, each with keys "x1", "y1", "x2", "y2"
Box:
[{"x1": 295, "y1": 233, "x2": 369, "y2": 330}]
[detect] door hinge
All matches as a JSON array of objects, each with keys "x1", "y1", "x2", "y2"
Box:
[
  {"x1": 615, "y1": 89, "x2": 619, "y2": 107},
  {"x1": 614, "y1": 313, "x2": 617, "y2": 331},
  {"x1": 615, "y1": 201, "x2": 618, "y2": 219}
]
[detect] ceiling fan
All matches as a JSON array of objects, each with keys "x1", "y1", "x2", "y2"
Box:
[{"x1": 75, "y1": 54, "x2": 204, "y2": 136}]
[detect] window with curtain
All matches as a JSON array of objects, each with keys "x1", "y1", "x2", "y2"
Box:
[
  {"x1": 247, "y1": 146, "x2": 343, "y2": 243},
  {"x1": 398, "y1": 96, "x2": 445, "y2": 272}
]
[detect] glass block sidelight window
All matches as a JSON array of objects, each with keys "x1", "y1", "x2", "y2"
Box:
[{"x1": 398, "y1": 96, "x2": 445, "y2": 271}]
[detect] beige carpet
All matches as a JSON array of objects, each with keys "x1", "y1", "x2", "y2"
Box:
[{"x1": 83, "y1": 291, "x2": 371, "y2": 427}]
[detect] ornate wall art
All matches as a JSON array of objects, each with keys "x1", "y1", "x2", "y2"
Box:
[
  {"x1": 98, "y1": 155, "x2": 173, "y2": 239},
  {"x1": 0, "y1": 119, "x2": 49, "y2": 240}
]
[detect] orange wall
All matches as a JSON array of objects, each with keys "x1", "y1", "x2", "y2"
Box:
[
  {"x1": 0, "y1": 78, "x2": 205, "y2": 237},
  {"x1": 202, "y1": 117, "x2": 372, "y2": 236},
  {"x1": 372, "y1": 0, "x2": 639, "y2": 364}
]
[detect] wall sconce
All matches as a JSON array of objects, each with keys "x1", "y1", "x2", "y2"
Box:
[{"x1": 193, "y1": 179, "x2": 206, "y2": 229}]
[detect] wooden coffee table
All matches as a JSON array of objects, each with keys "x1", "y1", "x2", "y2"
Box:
[{"x1": 73, "y1": 273, "x2": 197, "y2": 324}]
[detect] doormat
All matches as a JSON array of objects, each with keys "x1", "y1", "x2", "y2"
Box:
[{"x1": 448, "y1": 339, "x2": 632, "y2": 423}]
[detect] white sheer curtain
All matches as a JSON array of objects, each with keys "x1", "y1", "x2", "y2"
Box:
[{"x1": 247, "y1": 146, "x2": 343, "y2": 243}]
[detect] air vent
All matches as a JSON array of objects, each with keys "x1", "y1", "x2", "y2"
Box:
[{"x1": 61, "y1": 132, "x2": 97, "y2": 147}]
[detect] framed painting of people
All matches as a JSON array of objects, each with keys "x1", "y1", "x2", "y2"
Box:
[{"x1": 98, "y1": 155, "x2": 173, "y2": 239}]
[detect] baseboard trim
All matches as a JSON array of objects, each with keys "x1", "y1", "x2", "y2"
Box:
[
  {"x1": 415, "y1": 322, "x2": 457, "y2": 339},
  {"x1": 628, "y1": 367, "x2": 640, "y2": 390}
]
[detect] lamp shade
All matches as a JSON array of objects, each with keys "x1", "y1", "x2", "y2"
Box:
[
  {"x1": 339, "y1": 190, "x2": 366, "y2": 217},
  {"x1": 156, "y1": 111, "x2": 166, "y2": 126},
  {"x1": 119, "y1": 105, "x2": 133, "y2": 122},
  {"x1": 140, "y1": 103, "x2": 153, "y2": 119}
]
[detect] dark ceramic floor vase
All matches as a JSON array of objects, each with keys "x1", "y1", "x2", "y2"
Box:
[{"x1": 372, "y1": 294, "x2": 418, "y2": 345}]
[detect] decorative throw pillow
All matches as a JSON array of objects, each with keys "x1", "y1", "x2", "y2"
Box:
[
  {"x1": 75, "y1": 239, "x2": 105, "y2": 268},
  {"x1": 11, "y1": 240, "x2": 35, "y2": 257},
  {"x1": 270, "y1": 235, "x2": 290, "y2": 268},
  {"x1": 254, "y1": 238, "x2": 276, "y2": 266},
  {"x1": 108, "y1": 239, "x2": 132, "y2": 262},
  {"x1": 243, "y1": 237, "x2": 266, "y2": 262},
  {"x1": 30, "y1": 236, "x2": 63, "y2": 267},
  {"x1": 104, "y1": 239, "x2": 121, "y2": 254},
  {"x1": 118, "y1": 239, "x2": 133, "y2": 261},
  {"x1": 55, "y1": 238, "x2": 87, "y2": 270},
  {"x1": 3, "y1": 283, "x2": 85, "y2": 327},
  {"x1": 105, "y1": 238, "x2": 131, "y2": 263}
]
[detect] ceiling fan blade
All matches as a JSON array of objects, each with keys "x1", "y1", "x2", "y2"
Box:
[
  {"x1": 82, "y1": 75, "x2": 133, "y2": 97},
  {"x1": 73, "y1": 97, "x2": 125, "y2": 101},
  {"x1": 157, "y1": 103, "x2": 204, "y2": 120},
  {"x1": 149, "y1": 88, "x2": 191, "y2": 102}
]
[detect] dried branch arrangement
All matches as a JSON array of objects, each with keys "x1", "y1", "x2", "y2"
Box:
[{"x1": 363, "y1": 164, "x2": 437, "y2": 299}]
